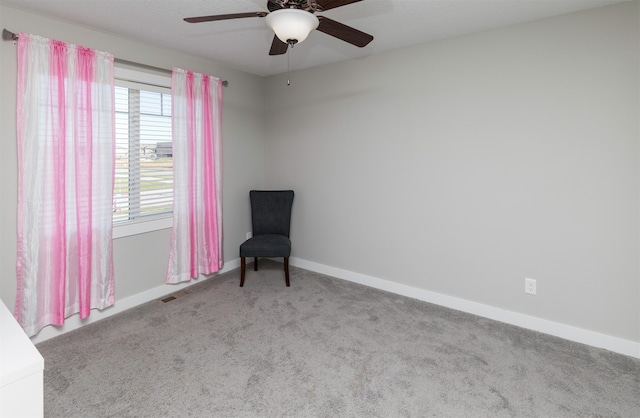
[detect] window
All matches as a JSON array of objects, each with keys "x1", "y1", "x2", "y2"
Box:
[{"x1": 113, "y1": 69, "x2": 173, "y2": 237}]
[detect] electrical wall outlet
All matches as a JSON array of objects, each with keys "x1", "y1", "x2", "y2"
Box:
[
  {"x1": 246, "y1": 232, "x2": 252, "y2": 240},
  {"x1": 525, "y1": 278, "x2": 537, "y2": 295}
]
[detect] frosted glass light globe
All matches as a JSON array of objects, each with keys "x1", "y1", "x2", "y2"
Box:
[{"x1": 266, "y1": 9, "x2": 319, "y2": 44}]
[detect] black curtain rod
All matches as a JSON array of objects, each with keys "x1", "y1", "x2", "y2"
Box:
[{"x1": 2, "y1": 28, "x2": 228, "y2": 87}]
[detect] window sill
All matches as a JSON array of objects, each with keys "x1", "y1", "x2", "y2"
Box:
[{"x1": 113, "y1": 217, "x2": 173, "y2": 239}]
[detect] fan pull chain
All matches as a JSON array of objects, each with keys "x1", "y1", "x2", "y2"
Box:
[{"x1": 287, "y1": 47, "x2": 291, "y2": 86}]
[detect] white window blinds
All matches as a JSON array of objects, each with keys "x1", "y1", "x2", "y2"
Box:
[{"x1": 113, "y1": 82, "x2": 173, "y2": 224}]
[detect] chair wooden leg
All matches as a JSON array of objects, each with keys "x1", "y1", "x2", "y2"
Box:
[
  {"x1": 254, "y1": 257, "x2": 258, "y2": 271},
  {"x1": 284, "y1": 257, "x2": 290, "y2": 287},
  {"x1": 240, "y1": 257, "x2": 246, "y2": 287}
]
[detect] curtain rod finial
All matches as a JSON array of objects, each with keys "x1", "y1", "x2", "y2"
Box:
[{"x1": 3, "y1": 29, "x2": 18, "y2": 41}]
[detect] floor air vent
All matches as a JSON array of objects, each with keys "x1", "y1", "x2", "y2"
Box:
[{"x1": 160, "y1": 289, "x2": 190, "y2": 303}]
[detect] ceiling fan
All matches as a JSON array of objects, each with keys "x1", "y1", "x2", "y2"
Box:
[{"x1": 184, "y1": 0, "x2": 374, "y2": 56}]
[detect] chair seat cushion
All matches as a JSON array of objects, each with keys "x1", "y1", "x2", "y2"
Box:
[{"x1": 240, "y1": 234, "x2": 291, "y2": 258}]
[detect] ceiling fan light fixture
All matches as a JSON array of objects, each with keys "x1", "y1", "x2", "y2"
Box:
[{"x1": 266, "y1": 9, "x2": 319, "y2": 45}]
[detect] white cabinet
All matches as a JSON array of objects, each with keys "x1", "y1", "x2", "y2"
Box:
[{"x1": 0, "y1": 301, "x2": 44, "y2": 418}]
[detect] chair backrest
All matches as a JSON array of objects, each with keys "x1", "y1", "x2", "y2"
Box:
[{"x1": 250, "y1": 190, "x2": 294, "y2": 237}]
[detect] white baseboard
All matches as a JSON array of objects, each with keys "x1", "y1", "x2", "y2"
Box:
[
  {"x1": 29, "y1": 259, "x2": 241, "y2": 345},
  {"x1": 31, "y1": 256, "x2": 640, "y2": 360},
  {"x1": 289, "y1": 257, "x2": 640, "y2": 359}
]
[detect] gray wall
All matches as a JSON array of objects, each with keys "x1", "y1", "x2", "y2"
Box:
[
  {"x1": 0, "y1": 6, "x2": 264, "y2": 312},
  {"x1": 264, "y1": 2, "x2": 639, "y2": 342}
]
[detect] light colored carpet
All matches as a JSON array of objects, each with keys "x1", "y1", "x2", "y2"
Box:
[{"x1": 37, "y1": 260, "x2": 639, "y2": 417}]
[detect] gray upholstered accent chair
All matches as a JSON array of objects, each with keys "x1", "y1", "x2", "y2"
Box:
[{"x1": 239, "y1": 190, "x2": 294, "y2": 287}]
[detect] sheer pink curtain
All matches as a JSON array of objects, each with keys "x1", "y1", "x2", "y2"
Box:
[
  {"x1": 167, "y1": 68, "x2": 223, "y2": 284},
  {"x1": 15, "y1": 33, "x2": 115, "y2": 337}
]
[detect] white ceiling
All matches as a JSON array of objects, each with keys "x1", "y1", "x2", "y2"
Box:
[{"x1": 0, "y1": 0, "x2": 629, "y2": 76}]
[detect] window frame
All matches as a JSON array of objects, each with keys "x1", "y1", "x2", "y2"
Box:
[{"x1": 113, "y1": 67, "x2": 173, "y2": 239}]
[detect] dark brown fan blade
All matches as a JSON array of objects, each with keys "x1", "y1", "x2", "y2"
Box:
[
  {"x1": 184, "y1": 12, "x2": 267, "y2": 23},
  {"x1": 269, "y1": 35, "x2": 288, "y2": 55},
  {"x1": 316, "y1": 0, "x2": 363, "y2": 11},
  {"x1": 317, "y1": 16, "x2": 373, "y2": 47}
]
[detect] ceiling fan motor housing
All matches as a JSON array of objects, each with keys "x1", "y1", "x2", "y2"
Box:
[{"x1": 267, "y1": 0, "x2": 320, "y2": 13}]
